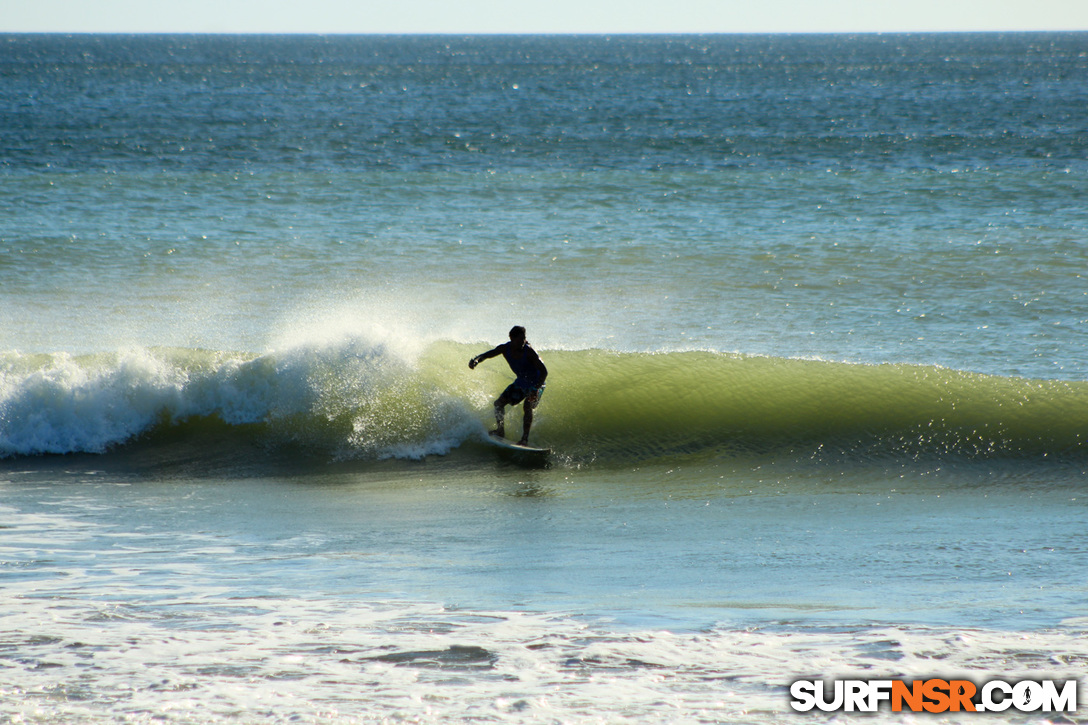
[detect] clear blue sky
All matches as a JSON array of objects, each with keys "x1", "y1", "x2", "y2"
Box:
[{"x1": 3, "y1": 0, "x2": 1086, "y2": 34}]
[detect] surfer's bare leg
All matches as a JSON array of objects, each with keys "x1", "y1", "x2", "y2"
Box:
[
  {"x1": 519, "y1": 390, "x2": 540, "y2": 446},
  {"x1": 520, "y1": 404, "x2": 533, "y2": 445},
  {"x1": 492, "y1": 394, "x2": 513, "y2": 438}
]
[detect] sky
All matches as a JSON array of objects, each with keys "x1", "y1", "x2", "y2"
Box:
[{"x1": 2, "y1": 0, "x2": 1086, "y2": 34}]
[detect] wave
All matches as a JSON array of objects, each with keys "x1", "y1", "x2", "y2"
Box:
[
  {"x1": 2, "y1": 339, "x2": 1087, "y2": 465},
  {"x1": 545, "y1": 349, "x2": 1088, "y2": 461},
  {"x1": 0, "y1": 340, "x2": 478, "y2": 462}
]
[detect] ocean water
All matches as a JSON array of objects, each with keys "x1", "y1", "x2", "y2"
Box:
[{"x1": 2, "y1": 33, "x2": 1088, "y2": 723}]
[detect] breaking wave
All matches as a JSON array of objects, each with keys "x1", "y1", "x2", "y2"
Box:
[{"x1": 3, "y1": 338, "x2": 1087, "y2": 465}]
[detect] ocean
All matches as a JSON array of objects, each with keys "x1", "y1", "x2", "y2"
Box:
[{"x1": 2, "y1": 32, "x2": 1087, "y2": 723}]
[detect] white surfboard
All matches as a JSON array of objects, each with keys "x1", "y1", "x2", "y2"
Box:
[{"x1": 486, "y1": 432, "x2": 551, "y2": 455}]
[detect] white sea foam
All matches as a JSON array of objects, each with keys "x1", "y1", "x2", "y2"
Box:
[
  {"x1": 0, "y1": 348, "x2": 186, "y2": 456},
  {"x1": 2, "y1": 589, "x2": 1085, "y2": 724},
  {"x1": 3, "y1": 483, "x2": 1086, "y2": 725}
]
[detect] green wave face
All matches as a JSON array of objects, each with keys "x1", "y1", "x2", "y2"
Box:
[
  {"x1": 4, "y1": 342, "x2": 1087, "y2": 464},
  {"x1": 455, "y1": 347, "x2": 1088, "y2": 461}
]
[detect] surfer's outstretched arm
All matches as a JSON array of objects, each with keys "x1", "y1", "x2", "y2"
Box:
[{"x1": 468, "y1": 345, "x2": 503, "y2": 369}]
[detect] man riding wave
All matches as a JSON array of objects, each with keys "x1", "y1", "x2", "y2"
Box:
[{"x1": 469, "y1": 326, "x2": 548, "y2": 446}]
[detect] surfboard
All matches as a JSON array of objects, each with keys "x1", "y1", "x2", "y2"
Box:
[{"x1": 487, "y1": 432, "x2": 551, "y2": 455}]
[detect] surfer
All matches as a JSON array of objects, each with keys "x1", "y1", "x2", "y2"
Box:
[{"x1": 469, "y1": 326, "x2": 548, "y2": 446}]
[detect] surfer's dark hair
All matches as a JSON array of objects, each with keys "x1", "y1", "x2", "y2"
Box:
[{"x1": 509, "y1": 325, "x2": 526, "y2": 339}]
